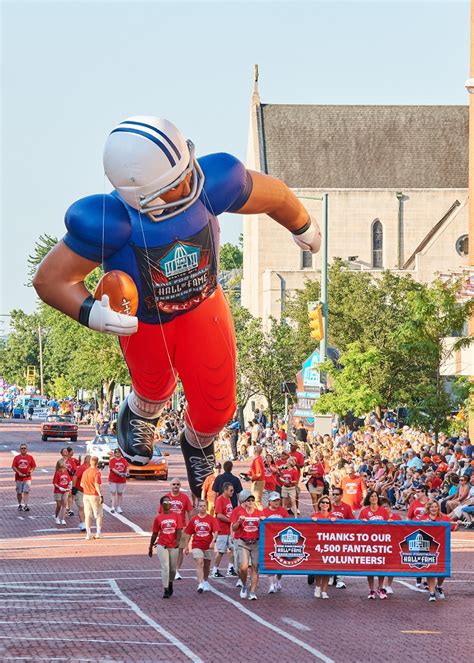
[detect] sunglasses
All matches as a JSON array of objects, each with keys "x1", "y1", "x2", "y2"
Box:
[
  {"x1": 245, "y1": 497, "x2": 256, "y2": 502},
  {"x1": 320, "y1": 501, "x2": 330, "y2": 505},
  {"x1": 171, "y1": 483, "x2": 181, "y2": 487}
]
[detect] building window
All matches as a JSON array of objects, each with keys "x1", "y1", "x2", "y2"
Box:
[
  {"x1": 455, "y1": 234, "x2": 468, "y2": 257},
  {"x1": 372, "y1": 219, "x2": 383, "y2": 268},
  {"x1": 301, "y1": 250, "x2": 312, "y2": 269}
]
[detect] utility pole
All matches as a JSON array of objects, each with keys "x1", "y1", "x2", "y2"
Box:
[{"x1": 38, "y1": 323, "x2": 44, "y2": 395}]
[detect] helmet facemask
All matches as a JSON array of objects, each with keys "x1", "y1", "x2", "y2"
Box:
[{"x1": 137, "y1": 141, "x2": 205, "y2": 221}]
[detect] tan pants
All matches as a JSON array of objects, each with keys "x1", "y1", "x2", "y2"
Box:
[
  {"x1": 83, "y1": 495, "x2": 103, "y2": 533},
  {"x1": 156, "y1": 545, "x2": 179, "y2": 588},
  {"x1": 252, "y1": 480, "x2": 265, "y2": 509}
]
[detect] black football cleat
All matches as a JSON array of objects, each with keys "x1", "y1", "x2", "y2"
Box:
[
  {"x1": 179, "y1": 431, "x2": 215, "y2": 498},
  {"x1": 116, "y1": 397, "x2": 158, "y2": 466}
]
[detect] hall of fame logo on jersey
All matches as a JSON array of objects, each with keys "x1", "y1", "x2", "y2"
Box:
[
  {"x1": 399, "y1": 529, "x2": 440, "y2": 569},
  {"x1": 270, "y1": 526, "x2": 310, "y2": 567}
]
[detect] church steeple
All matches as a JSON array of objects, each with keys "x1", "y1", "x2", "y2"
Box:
[{"x1": 252, "y1": 64, "x2": 260, "y2": 104}]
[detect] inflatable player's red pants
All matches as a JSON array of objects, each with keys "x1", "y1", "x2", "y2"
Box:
[{"x1": 119, "y1": 286, "x2": 236, "y2": 439}]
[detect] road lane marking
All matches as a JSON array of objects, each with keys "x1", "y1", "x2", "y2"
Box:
[
  {"x1": 108, "y1": 579, "x2": 203, "y2": 663},
  {"x1": 208, "y1": 584, "x2": 334, "y2": 662},
  {"x1": 281, "y1": 617, "x2": 312, "y2": 632},
  {"x1": 0, "y1": 636, "x2": 173, "y2": 646},
  {"x1": 102, "y1": 504, "x2": 150, "y2": 536},
  {"x1": 0, "y1": 619, "x2": 156, "y2": 628},
  {"x1": 395, "y1": 580, "x2": 427, "y2": 593}
]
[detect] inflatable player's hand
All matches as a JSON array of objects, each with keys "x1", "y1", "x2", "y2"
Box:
[
  {"x1": 88, "y1": 295, "x2": 138, "y2": 336},
  {"x1": 292, "y1": 215, "x2": 321, "y2": 254}
]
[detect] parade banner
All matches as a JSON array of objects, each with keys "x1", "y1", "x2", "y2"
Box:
[{"x1": 259, "y1": 519, "x2": 450, "y2": 577}]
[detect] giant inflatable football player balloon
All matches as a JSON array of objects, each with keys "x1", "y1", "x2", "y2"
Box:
[{"x1": 34, "y1": 117, "x2": 321, "y2": 497}]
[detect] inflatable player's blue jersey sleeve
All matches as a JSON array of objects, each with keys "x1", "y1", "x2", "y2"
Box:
[
  {"x1": 198, "y1": 153, "x2": 253, "y2": 216},
  {"x1": 63, "y1": 194, "x2": 132, "y2": 262}
]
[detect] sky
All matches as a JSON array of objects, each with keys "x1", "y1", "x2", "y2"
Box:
[{"x1": 0, "y1": 0, "x2": 470, "y2": 320}]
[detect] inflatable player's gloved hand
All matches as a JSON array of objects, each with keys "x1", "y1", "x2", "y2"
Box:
[
  {"x1": 292, "y1": 215, "x2": 322, "y2": 254},
  {"x1": 81, "y1": 294, "x2": 138, "y2": 336}
]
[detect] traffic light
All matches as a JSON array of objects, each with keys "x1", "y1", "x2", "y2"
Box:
[{"x1": 308, "y1": 304, "x2": 324, "y2": 342}]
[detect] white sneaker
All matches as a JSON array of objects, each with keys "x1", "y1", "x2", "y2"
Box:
[
  {"x1": 240, "y1": 587, "x2": 248, "y2": 599},
  {"x1": 314, "y1": 586, "x2": 321, "y2": 598},
  {"x1": 336, "y1": 580, "x2": 346, "y2": 589},
  {"x1": 110, "y1": 507, "x2": 115, "y2": 513},
  {"x1": 116, "y1": 507, "x2": 123, "y2": 514},
  {"x1": 202, "y1": 581, "x2": 210, "y2": 592},
  {"x1": 197, "y1": 582, "x2": 204, "y2": 594},
  {"x1": 61, "y1": 519, "x2": 66, "y2": 526},
  {"x1": 275, "y1": 580, "x2": 282, "y2": 592},
  {"x1": 248, "y1": 592, "x2": 257, "y2": 601},
  {"x1": 236, "y1": 579, "x2": 243, "y2": 588},
  {"x1": 55, "y1": 517, "x2": 61, "y2": 525},
  {"x1": 174, "y1": 571, "x2": 182, "y2": 580},
  {"x1": 385, "y1": 586, "x2": 394, "y2": 595},
  {"x1": 321, "y1": 591, "x2": 329, "y2": 599},
  {"x1": 94, "y1": 533, "x2": 103, "y2": 539},
  {"x1": 78, "y1": 523, "x2": 86, "y2": 531},
  {"x1": 268, "y1": 583, "x2": 276, "y2": 594},
  {"x1": 85, "y1": 534, "x2": 92, "y2": 540}
]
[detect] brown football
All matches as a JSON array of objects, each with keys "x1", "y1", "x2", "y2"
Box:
[{"x1": 94, "y1": 271, "x2": 139, "y2": 316}]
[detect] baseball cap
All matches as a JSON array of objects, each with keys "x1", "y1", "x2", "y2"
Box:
[
  {"x1": 238, "y1": 489, "x2": 254, "y2": 503},
  {"x1": 268, "y1": 492, "x2": 281, "y2": 501}
]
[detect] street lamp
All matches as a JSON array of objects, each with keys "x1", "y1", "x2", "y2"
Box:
[{"x1": 297, "y1": 193, "x2": 329, "y2": 361}]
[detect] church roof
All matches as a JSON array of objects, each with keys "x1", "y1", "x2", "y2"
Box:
[{"x1": 258, "y1": 104, "x2": 468, "y2": 189}]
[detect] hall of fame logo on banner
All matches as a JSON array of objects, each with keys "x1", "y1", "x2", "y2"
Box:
[
  {"x1": 399, "y1": 529, "x2": 440, "y2": 570},
  {"x1": 270, "y1": 526, "x2": 310, "y2": 567}
]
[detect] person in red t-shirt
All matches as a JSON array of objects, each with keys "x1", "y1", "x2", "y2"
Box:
[
  {"x1": 310, "y1": 496, "x2": 337, "y2": 599},
  {"x1": 108, "y1": 448, "x2": 129, "y2": 514},
  {"x1": 418, "y1": 500, "x2": 458, "y2": 602},
  {"x1": 149, "y1": 496, "x2": 182, "y2": 599},
  {"x1": 212, "y1": 482, "x2": 237, "y2": 578},
  {"x1": 52, "y1": 459, "x2": 72, "y2": 526},
  {"x1": 341, "y1": 465, "x2": 367, "y2": 511},
  {"x1": 250, "y1": 445, "x2": 265, "y2": 509},
  {"x1": 11, "y1": 443, "x2": 36, "y2": 511},
  {"x1": 329, "y1": 487, "x2": 354, "y2": 589},
  {"x1": 183, "y1": 499, "x2": 218, "y2": 592},
  {"x1": 306, "y1": 451, "x2": 326, "y2": 511},
  {"x1": 72, "y1": 455, "x2": 90, "y2": 531},
  {"x1": 231, "y1": 490, "x2": 263, "y2": 600},
  {"x1": 407, "y1": 486, "x2": 429, "y2": 521},
  {"x1": 359, "y1": 491, "x2": 390, "y2": 600},
  {"x1": 262, "y1": 454, "x2": 278, "y2": 506},
  {"x1": 158, "y1": 478, "x2": 193, "y2": 579},
  {"x1": 65, "y1": 447, "x2": 80, "y2": 517},
  {"x1": 262, "y1": 492, "x2": 288, "y2": 594},
  {"x1": 279, "y1": 458, "x2": 299, "y2": 517}
]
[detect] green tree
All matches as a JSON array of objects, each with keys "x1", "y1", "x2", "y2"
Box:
[
  {"x1": 0, "y1": 310, "x2": 41, "y2": 385},
  {"x1": 219, "y1": 242, "x2": 243, "y2": 271}
]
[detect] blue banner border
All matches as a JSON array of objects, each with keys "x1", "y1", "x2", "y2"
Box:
[{"x1": 258, "y1": 518, "x2": 451, "y2": 577}]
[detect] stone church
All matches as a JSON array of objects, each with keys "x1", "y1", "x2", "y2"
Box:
[{"x1": 241, "y1": 78, "x2": 469, "y2": 322}]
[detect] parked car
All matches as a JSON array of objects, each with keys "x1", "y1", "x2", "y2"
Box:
[
  {"x1": 41, "y1": 414, "x2": 78, "y2": 441},
  {"x1": 86, "y1": 434, "x2": 169, "y2": 479},
  {"x1": 128, "y1": 446, "x2": 169, "y2": 480},
  {"x1": 86, "y1": 434, "x2": 118, "y2": 466}
]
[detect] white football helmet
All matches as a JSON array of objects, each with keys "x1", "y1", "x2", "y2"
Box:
[{"x1": 103, "y1": 116, "x2": 204, "y2": 221}]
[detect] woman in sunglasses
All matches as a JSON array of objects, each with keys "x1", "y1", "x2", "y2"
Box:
[{"x1": 311, "y1": 496, "x2": 337, "y2": 599}]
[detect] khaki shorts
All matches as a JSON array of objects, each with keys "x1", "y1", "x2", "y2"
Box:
[
  {"x1": 192, "y1": 548, "x2": 213, "y2": 560},
  {"x1": 281, "y1": 486, "x2": 297, "y2": 499},
  {"x1": 216, "y1": 534, "x2": 233, "y2": 554},
  {"x1": 83, "y1": 494, "x2": 103, "y2": 519},
  {"x1": 109, "y1": 482, "x2": 126, "y2": 494},
  {"x1": 54, "y1": 492, "x2": 67, "y2": 502},
  {"x1": 237, "y1": 538, "x2": 259, "y2": 566},
  {"x1": 308, "y1": 482, "x2": 324, "y2": 495},
  {"x1": 74, "y1": 491, "x2": 84, "y2": 508}
]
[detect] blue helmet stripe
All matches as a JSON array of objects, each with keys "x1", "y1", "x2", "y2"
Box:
[
  {"x1": 119, "y1": 121, "x2": 182, "y2": 160},
  {"x1": 110, "y1": 128, "x2": 176, "y2": 167}
]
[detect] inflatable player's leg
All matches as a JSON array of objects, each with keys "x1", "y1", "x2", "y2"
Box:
[
  {"x1": 118, "y1": 324, "x2": 178, "y2": 465},
  {"x1": 174, "y1": 287, "x2": 237, "y2": 497}
]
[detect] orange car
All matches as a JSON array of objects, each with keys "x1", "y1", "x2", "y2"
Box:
[{"x1": 128, "y1": 446, "x2": 169, "y2": 480}]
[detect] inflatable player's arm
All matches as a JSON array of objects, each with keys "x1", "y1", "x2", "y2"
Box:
[
  {"x1": 237, "y1": 171, "x2": 321, "y2": 253},
  {"x1": 199, "y1": 153, "x2": 320, "y2": 253},
  {"x1": 33, "y1": 194, "x2": 137, "y2": 336}
]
